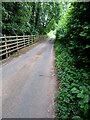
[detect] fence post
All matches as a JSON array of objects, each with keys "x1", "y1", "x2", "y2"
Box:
[
  {"x1": 23, "y1": 35, "x2": 25, "y2": 47},
  {"x1": 30, "y1": 35, "x2": 32, "y2": 45},
  {"x1": 4, "y1": 35, "x2": 8, "y2": 58},
  {"x1": 32, "y1": 35, "x2": 34, "y2": 44},
  {"x1": 30, "y1": 35, "x2": 31, "y2": 44},
  {"x1": 27, "y1": 35, "x2": 29, "y2": 46},
  {"x1": 28, "y1": 35, "x2": 30, "y2": 46},
  {"x1": 33, "y1": 35, "x2": 35, "y2": 43},
  {"x1": 32, "y1": 35, "x2": 33, "y2": 44},
  {"x1": 30, "y1": 35, "x2": 32, "y2": 44},
  {"x1": 16, "y1": 35, "x2": 19, "y2": 52}
]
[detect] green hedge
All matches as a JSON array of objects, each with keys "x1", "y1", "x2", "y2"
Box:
[{"x1": 55, "y1": 2, "x2": 90, "y2": 119}]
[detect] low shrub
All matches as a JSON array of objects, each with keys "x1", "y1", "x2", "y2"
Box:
[{"x1": 55, "y1": 41, "x2": 90, "y2": 119}]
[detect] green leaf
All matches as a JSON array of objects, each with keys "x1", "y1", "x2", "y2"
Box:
[
  {"x1": 72, "y1": 115, "x2": 81, "y2": 120},
  {"x1": 85, "y1": 45, "x2": 90, "y2": 49},
  {"x1": 77, "y1": 92, "x2": 84, "y2": 98},
  {"x1": 79, "y1": 32, "x2": 87, "y2": 37},
  {"x1": 84, "y1": 95, "x2": 89, "y2": 103},
  {"x1": 71, "y1": 87, "x2": 79, "y2": 93}
]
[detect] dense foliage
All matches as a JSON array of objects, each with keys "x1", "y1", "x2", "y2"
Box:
[
  {"x1": 1, "y1": 2, "x2": 60, "y2": 36},
  {"x1": 55, "y1": 2, "x2": 90, "y2": 119}
]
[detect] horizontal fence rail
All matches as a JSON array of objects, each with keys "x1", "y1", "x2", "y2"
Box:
[{"x1": 0, "y1": 35, "x2": 38, "y2": 59}]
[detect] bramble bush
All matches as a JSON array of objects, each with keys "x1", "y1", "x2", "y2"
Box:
[{"x1": 55, "y1": 2, "x2": 90, "y2": 119}]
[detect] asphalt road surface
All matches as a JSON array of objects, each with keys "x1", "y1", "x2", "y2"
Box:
[{"x1": 2, "y1": 39, "x2": 56, "y2": 118}]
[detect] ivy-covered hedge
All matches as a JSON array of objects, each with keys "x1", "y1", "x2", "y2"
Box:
[{"x1": 55, "y1": 2, "x2": 90, "y2": 119}]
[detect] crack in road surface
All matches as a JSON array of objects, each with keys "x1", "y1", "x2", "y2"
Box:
[{"x1": 2, "y1": 39, "x2": 56, "y2": 118}]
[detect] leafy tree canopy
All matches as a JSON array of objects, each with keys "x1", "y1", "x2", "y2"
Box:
[{"x1": 1, "y1": 2, "x2": 60, "y2": 36}]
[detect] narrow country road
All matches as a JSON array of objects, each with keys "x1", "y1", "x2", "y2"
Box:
[{"x1": 2, "y1": 39, "x2": 56, "y2": 118}]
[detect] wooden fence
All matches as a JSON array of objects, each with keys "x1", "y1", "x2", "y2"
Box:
[{"x1": 0, "y1": 35, "x2": 38, "y2": 59}]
